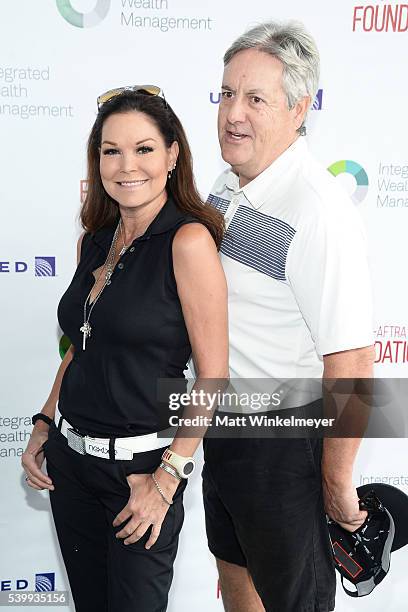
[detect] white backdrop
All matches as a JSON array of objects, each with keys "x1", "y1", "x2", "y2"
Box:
[{"x1": 1, "y1": 1, "x2": 407, "y2": 610}]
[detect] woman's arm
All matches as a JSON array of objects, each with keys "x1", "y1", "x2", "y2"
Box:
[
  {"x1": 21, "y1": 234, "x2": 85, "y2": 490},
  {"x1": 164, "y1": 222, "x2": 229, "y2": 455},
  {"x1": 113, "y1": 223, "x2": 229, "y2": 548},
  {"x1": 149, "y1": 222, "x2": 229, "y2": 509}
]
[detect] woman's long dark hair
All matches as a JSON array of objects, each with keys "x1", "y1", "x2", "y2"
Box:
[{"x1": 81, "y1": 91, "x2": 225, "y2": 248}]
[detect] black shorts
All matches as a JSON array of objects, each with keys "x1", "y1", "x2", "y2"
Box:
[{"x1": 203, "y1": 433, "x2": 336, "y2": 612}]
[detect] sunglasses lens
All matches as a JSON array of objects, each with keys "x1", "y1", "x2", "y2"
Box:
[
  {"x1": 137, "y1": 85, "x2": 161, "y2": 96},
  {"x1": 97, "y1": 85, "x2": 163, "y2": 109},
  {"x1": 97, "y1": 88, "x2": 125, "y2": 107}
]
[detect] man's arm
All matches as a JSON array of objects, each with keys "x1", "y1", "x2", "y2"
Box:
[{"x1": 322, "y1": 344, "x2": 375, "y2": 531}]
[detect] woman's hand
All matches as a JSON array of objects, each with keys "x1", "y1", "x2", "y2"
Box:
[
  {"x1": 113, "y1": 470, "x2": 179, "y2": 549},
  {"x1": 21, "y1": 422, "x2": 54, "y2": 491}
]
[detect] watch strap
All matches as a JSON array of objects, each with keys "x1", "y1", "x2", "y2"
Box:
[{"x1": 162, "y1": 448, "x2": 195, "y2": 478}]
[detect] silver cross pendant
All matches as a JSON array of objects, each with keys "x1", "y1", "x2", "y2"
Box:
[{"x1": 80, "y1": 321, "x2": 92, "y2": 350}]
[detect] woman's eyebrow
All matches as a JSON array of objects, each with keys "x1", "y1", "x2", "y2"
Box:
[{"x1": 101, "y1": 138, "x2": 157, "y2": 146}]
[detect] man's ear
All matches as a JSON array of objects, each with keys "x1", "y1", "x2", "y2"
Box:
[{"x1": 293, "y1": 96, "x2": 311, "y2": 131}]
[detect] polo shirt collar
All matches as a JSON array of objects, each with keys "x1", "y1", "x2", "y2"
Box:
[
  {"x1": 145, "y1": 196, "x2": 186, "y2": 236},
  {"x1": 91, "y1": 196, "x2": 185, "y2": 252},
  {"x1": 225, "y1": 137, "x2": 307, "y2": 210}
]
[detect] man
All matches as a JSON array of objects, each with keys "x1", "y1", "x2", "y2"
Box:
[{"x1": 203, "y1": 21, "x2": 374, "y2": 612}]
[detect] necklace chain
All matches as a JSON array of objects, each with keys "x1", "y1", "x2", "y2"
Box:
[
  {"x1": 119, "y1": 218, "x2": 150, "y2": 255},
  {"x1": 119, "y1": 218, "x2": 129, "y2": 257},
  {"x1": 79, "y1": 217, "x2": 149, "y2": 350},
  {"x1": 79, "y1": 221, "x2": 121, "y2": 351}
]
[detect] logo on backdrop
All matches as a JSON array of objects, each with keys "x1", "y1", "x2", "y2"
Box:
[
  {"x1": 1, "y1": 572, "x2": 55, "y2": 592},
  {"x1": 210, "y1": 89, "x2": 324, "y2": 109},
  {"x1": 353, "y1": 3, "x2": 408, "y2": 32},
  {"x1": 327, "y1": 160, "x2": 369, "y2": 205},
  {"x1": 311, "y1": 88, "x2": 323, "y2": 110},
  {"x1": 56, "y1": 1, "x2": 214, "y2": 32},
  {"x1": 35, "y1": 257, "x2": 56, "y2": 277},
  {"x1": 359, "y1": 473, "x2": 408, "y2": 488},
  {"x1": 0, "y1": 66, "x2": 74, "y2": 121},
  {"x1": 377, "y1": 161, "x2": 408, "y2": 208},
  {"x1": 0, "y1": 257, "x2": 56, "y2": 276},
  {"x1": 374, "y1": 324, "x2": 408, "y2": 364},
  {"x1": 56, "y1": 0, "x2": 111, "y2": 28},
  {"x1": 35, "y1": 573, "x2": 55, "y2": 592}
]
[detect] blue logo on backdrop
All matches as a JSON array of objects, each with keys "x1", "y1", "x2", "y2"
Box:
[
  {"x1": 35, "y1": 573, "x2": 55, "y2": 592},
  {"x1": 1, "y1": 572, "x2": 55, "y2": 591},
  {"x1": 0, "y1": 257, "x2": 56, "y2": 276},
  {"x1": 209, "y1": 91, "x2": 221, "y2": 104},
  {"x1": 312, "y1": 89, "x2": 323, "y2": 110},
  {"x1": 209, "y1": 88, "x2": 323, "y2": 109},
  {"x1": 35, "y1": 257, "x2": 56, "y2": 277}
]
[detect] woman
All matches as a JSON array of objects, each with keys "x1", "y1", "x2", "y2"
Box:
[{"x1": 21, "y1": 86, "x2": 228, "y2": 612}]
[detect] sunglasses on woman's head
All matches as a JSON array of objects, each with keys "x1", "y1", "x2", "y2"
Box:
[{"x1": 97, "y1": 85, "x2": 166, "y2": 110}]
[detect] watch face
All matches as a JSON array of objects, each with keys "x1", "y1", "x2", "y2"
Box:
[{"x1": 183, "y1": 461, "x2": 195, "y2": 476}]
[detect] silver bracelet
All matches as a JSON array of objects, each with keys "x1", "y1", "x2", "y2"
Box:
[
  {"x1": 159, "y1": 461, "x2": 182, "y2": 481},
  {"x1": 151, "y1": 473, "x2": 173, "y2": 506}
]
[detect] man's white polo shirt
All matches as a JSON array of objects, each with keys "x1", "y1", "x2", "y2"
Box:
[{"x1": 208, "y1": 137, "x2": 373, "y2": 380}]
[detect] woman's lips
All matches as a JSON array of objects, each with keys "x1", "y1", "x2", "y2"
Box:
[{"x1": 116, "y1": 179, "x2": 148, "y2": 188}]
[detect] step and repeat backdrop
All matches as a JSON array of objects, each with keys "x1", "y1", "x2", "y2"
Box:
[{"x1": 1, "y1": 1, "x2": 407, "y2": 610}]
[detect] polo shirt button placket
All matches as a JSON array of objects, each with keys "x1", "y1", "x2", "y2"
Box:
[
  {"x1": 118, "y1": 263, "x2": 124, "y2": 270},
  {"x1": 129, "y1": 247, "x2": 135, "y2": 252},
  {"x1": 225, "y1": 196, "x2": 240, "y2": 228}
]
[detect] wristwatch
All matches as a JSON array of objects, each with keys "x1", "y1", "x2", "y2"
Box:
[{"x1": 162, "y1": 449, "x2": 195, "y2": 479}]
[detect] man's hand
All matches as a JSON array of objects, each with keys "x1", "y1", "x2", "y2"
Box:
[
  {"x1": 322, "y1": 347, "x2": 374, "y2": 533},
  {"x1": 113, "y1": 471, "x2": 179, "y2": 549},
  {"x1": 323, "y1": 478, "x2": 367, "y2": 532}
]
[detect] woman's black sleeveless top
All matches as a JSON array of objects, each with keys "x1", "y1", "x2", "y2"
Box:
[{"x1": 57, "y1": 198, "x2": 197, "y2": 437}]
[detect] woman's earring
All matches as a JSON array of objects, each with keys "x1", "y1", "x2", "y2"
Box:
[{"x1": 168, "y1": 162, "x2": 177, "y2": 179}]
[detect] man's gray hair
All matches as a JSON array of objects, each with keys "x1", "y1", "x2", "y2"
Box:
[{"x1": 224, "y1": 21, "x2": 320, "y2": 112}]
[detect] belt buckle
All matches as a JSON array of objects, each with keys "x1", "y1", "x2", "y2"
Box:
[{"x1": 67, "y1": 428, "x2": 86, "y2": 455}]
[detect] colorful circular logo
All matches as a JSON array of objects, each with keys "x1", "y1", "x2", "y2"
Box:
[
  {"x1": 327, "y1": 160, "x2": 369, "y2": 204},
  {"x1": 56, "y1": 0, "x2": 110, "y2": 28}
]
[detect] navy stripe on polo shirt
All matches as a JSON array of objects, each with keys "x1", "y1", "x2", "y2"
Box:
[{"x1": 209, "y1": 193, "x2": 296, "y2": 281}]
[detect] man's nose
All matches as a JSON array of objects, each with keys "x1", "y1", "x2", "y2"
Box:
[{"x1": 225, "y1": 95, "x2": 247, "y2": 125}]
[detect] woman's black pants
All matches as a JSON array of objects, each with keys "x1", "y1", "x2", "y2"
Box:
[{"x1": 44, "y1": 424, "x2": 185, "y2": 612}]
